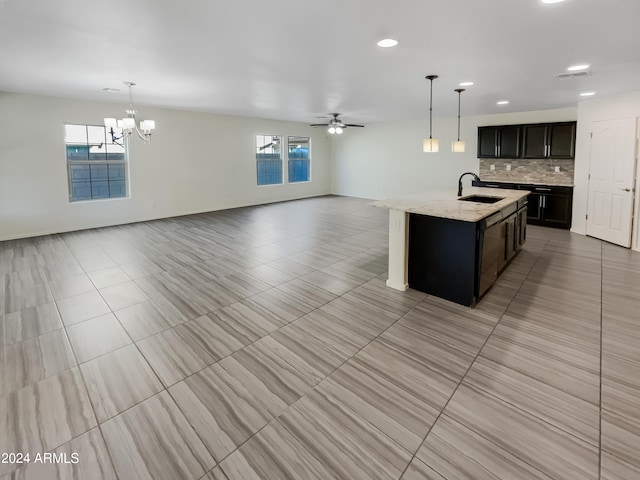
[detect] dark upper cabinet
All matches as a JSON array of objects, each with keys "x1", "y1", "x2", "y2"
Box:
[
  {"x1": 478, "y1": 121, "x2": 576, "y2": 159},
  {"x1": 478, "y1": 127, "x2": 499, "y2": 157},
  {"x1": 477, "y1": 125, "x2": 521, "y2": 158},
  {"x1": 499, "y1": 126, "x2": 521, "y2": 158},
  {"x1": 522, "y1": 125, "x2": 547, "y2": 158},
  {"x1": 548, "y1": 123, "x2": 576, "y2": 158},
  {"x1": 523, "y1": 122, "x2": 576, "y2": 159}
]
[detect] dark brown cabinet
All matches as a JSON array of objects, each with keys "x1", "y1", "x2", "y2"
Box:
[
  {"x1": 522, "y1": 122, "x2": 576, "y2": 159},
  {"x1": 478, "y1": 121, "x2": 576, "y2": 159},
  {"x1": 521, "y1": 185, "x2": 573, "y2": 228},
  {"x1": 408, "y1": 198, "x2": 526, "y2": 307},
  {"x1": 477, "y1": 125, "x2": 521, "y2": 158},
  {"x1": 472, "y1": 181, "x2": 573, "y2": 229}
]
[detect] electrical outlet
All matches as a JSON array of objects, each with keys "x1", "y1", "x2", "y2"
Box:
[
  {"x1": 555, "y1": 166, "x2": 560, "y2": 173},
  {"x1": 506, "y1": 164, "x2": 511, "y2": 171},
  {"x1": 490, "y1": 164, "x2": 495, "y2": 171}
]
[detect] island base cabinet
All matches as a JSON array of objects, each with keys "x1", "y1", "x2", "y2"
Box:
[{"x1": 408, "y1": 214, "x2": 479, "y2": 307}]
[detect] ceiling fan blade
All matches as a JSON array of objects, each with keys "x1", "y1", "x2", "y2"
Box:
[
  {"x1": 344, "y1": 124, "x2": 365, "y2": 128},
  {"x1": 309, "y1": 123, "x2": 330, "y2": 127}
]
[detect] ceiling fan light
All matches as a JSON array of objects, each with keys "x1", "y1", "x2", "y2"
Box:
[
  {"x1": 328, "y1": 126, "x2": 336, "y2": 134},
  {"x1": 423, "y1": 138, "x2": 439, "y2": 153},
  {"x1": 452, "y1": 140, "x2": 466, "y2": 153},
  {"x1": 335, "y1": 127, "x2": 343, "y2": 134}
]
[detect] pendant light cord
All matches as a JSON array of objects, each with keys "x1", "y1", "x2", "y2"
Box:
[
  {"x1": 426, "y1": 75, "x2": 438, "y2": 140},
  {"x1": 429, "y1": 79, "x2": 433, "y2": 139},
  {"x1": 455, "y1": 88, "x2": 465, "y2": 141},
  {"x1": 457, "y1": 90, "x2": 461, "y2": 141}
]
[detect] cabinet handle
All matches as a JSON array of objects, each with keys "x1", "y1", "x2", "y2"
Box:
[
  {"x1": 486, "y1": 184, "x2": 500, "y2": 188},
  {"x1": 539, "y1": 197, "x2": 542, "y2": 208},
  {"x1": 543, "y1": 196, "x2": 546, "y2": 208},
  {"x1": 535, "y1": 187, "x2": 552, "y2": 192},
  {"x1": 620, "y1": 188, "x2": 631, "y2": 192}
]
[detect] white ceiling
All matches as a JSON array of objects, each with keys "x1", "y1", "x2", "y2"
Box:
[{"x1": 1, "y1": 0, "x2": 639, "y2": 124}]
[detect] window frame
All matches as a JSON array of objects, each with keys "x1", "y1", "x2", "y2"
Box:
[
  {"x1": 255, "y1": 134, "x2": 284, "y2": 186},
  {"x1": 64, "y1": 124, "x2": 129, "y2": 203},
  {"x1": 286, "y1": 136, "x2": 311, "y2": 184}
]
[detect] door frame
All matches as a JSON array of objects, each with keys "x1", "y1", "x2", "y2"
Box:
[{"x1": 632, "y1": 120, "x2": 640, "y2": 251}]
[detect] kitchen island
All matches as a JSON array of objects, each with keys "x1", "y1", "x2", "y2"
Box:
[{"x1": 372, "y1": 187, "x2": 529, "y2": 306}]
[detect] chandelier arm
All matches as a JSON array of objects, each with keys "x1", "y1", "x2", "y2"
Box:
[{"x1": 133, "y1": 124, "x2": 151, "y2": 142}]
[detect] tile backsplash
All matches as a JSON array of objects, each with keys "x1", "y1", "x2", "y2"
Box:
[{"x1": 479, "y1": 158, "x2": 574, "y2": 185}]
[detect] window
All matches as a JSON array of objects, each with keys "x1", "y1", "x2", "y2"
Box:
[
  {"x1": 256, "y1": 135, "x2": 282, "y2": 186},
  {"x1": 288, "y1": 136, "x2": 310, "y2": 183},
  {"x1": 64, "y1": 124, "x2": 127, "y2": 201}
]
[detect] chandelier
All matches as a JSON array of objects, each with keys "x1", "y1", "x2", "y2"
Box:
[{"x1": 104, "y1": 82, "x2": 155, "y2": 146}]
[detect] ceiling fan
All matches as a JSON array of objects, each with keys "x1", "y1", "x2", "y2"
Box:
[{"x1": 310, "y1": 113, "x2": 364, "y2": 135}]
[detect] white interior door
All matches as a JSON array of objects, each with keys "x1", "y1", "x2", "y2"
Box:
[{"x1": 586, "y1": 118, "x2": 638, "y2": 247}]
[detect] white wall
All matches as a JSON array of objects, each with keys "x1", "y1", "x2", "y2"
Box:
[
  {"x1": 332, "y1": 107, "x2": 577, "y2": 200},
  {"x1": 0, "y1": 92, "x2": 332, "y2": 241},
  {"x1": 573, "y1": 91, "x2": 640, "y2": 251}
]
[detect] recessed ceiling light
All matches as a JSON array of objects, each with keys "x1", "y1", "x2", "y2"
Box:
[
  {"x1": 377, "y1": 38, "x2": 398, "y2": 48},
  {"x1": 580, "y1": 92, "x2": 596, "y2": 96},
  {"x1": 541, "y1": 0, "x2": 566, "y2": 4},
  {"x1": 459, "y1": 81, "x2": 474, "y2": 87},
  {"x1": 567, "y1": 63, "x2": 590, "y2": 71},
  {"x1": 497, "y1": 100, "x2": 509, "y2": 105}
]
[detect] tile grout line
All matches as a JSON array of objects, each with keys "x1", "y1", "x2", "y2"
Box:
[
  {"x1": 396, "y1": 233, "x2": 556, "y2": 480},
  {"x1": 210, "y1": 294, "x2": 423, "y2": 480},
  {"x1": 86, "y1": 241, "x2": 380, "y2": 473},
  {"x1": 598, "y1": 242, "x2": 603, "y2": 480},
  {"x1": 214, "y1": 310, "x2": 416, "y2": 476},
  {"x1": 58, "y1": 235, "x2": 128, "y2": 480},
  {"x1": 0, "y1": 234, "x2": 123, "y2": 480},
  {"x1": 164, "y1": 278, "x2": 383, "y2": 473},
  {"x1": 26, "y1": 242, "x2": 371, "y2": 476}
]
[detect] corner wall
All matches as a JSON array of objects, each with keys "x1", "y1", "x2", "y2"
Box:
[
  {"x1": 573, "y1": 91, "x2": 640, "y2": 251},
  {"x1": 0, "y1": 92, "x2": 332, "y2": 241}
]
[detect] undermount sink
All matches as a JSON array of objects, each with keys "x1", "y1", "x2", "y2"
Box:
[{"x1": 458, "y1": 195, "x2": 504, "y2": 204}]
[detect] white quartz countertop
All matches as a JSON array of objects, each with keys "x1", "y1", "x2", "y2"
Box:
[{"x1": 371, "y1": 187, "x2": 529, "y2": 222}]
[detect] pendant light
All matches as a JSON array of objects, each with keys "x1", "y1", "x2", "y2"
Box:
[
  {"x1": 452, "y1": 88, "x2": 466, "y2": 153},
  {"x1": 423, "y1": 75, "x2": 439, "y2": 152}
]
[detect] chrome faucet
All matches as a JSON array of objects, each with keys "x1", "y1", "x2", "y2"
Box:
[{"x1": 458, "y1": 172, "x2": 480, "y2": 196}]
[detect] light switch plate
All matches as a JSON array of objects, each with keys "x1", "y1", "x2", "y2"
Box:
[
  {"x1": 490, "y1": 164, "x2": 495, "y2": 171},
  {"x1": 555, "y1": 166, "x2": 560, "y2": 173},
  {"x1": 506, "y1": 164, "x2": 511, "y2": 171}
]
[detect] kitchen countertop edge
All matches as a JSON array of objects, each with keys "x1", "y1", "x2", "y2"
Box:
[{"x1": 371, "y1": 187, "x2": 529, "y2": 223}]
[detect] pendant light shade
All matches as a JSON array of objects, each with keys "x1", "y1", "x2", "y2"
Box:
[
  {"x1": 423, "y1": 75, "x2": 439, "y2": 153},
  {"x1": 423, "y1": 138, "x2": 439, "y2": 152},
  {"x1": 451, "y1": 88, "x2": 465, "y2": 153},
  {"x1": 452, "y1": 140, "x2": 465, "y2": 153}
]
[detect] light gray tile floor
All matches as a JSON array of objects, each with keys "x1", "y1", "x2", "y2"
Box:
[{"x1": 1, "y1": 195, "x2": 639, "y2": 479}]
